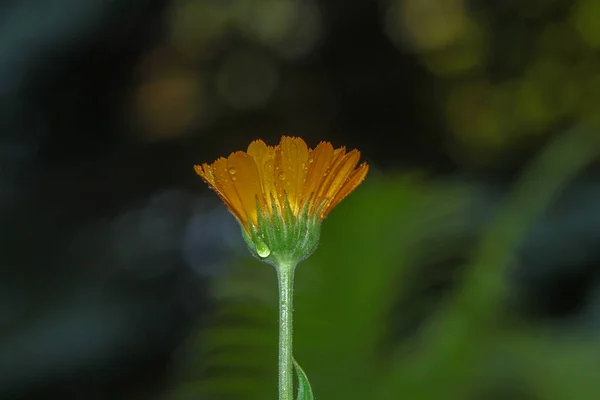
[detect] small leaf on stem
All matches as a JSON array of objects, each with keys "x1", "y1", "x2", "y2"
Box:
[{"x1": 294, "y1": 359, "x2": 315, "y2": 400}]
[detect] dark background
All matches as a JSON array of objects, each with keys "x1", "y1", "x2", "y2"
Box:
[{"x1": 1, "y1": 0, "x2": 600, "y2": 399}]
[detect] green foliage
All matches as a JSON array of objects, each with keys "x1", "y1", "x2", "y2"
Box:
[{"x1": 169, "y1": 126, "x2": 600, "y2": 400}]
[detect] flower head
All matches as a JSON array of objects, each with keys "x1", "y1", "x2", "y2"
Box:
[{"x1": 194, "y1": 136, "x2": 368, "y2": 266}]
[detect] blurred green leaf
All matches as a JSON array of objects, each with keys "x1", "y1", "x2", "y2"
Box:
[{"x1": 504, "y1": 331, "x2": 600, "y2": 400}]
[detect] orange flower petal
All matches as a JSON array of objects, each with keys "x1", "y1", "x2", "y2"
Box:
[
  {"x1": 322, "y1": 161, "x2": 369, "y2": 218},
  {"x1": 302, "y1": 141, "x2": 334, "y2": 211},
  {"x1": 201, "y1": 158, "x2": 246, "y2": 225},
  {"x1": 194, "y1": 163, "x2": 213, "y2": 186},
  {"x1": 247, "y1": 139, "x2": 276, "y2": 213},
  {"x1": 315, "y1": 149, "x2": 361, "y2": 210},
  {"x1": 331, "y1": 147, "x2": 346, "y2": 166},
  {"x1": 308, "y1": 145, "x2": 347, "y2": 206},
  {"x1": 195, "y1": 136, "x2": 368, "y2": 227},
  {"x1": 279, "y1": 136, "x2": 310, "y2": 214},
  {"x1": 226, "y1": 151, "x2": 262, "y2": 227}
]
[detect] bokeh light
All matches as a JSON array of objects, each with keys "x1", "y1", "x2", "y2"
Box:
[
  {"x1": 216, "y1": 48, "x2": 279, "y2": 111},
  {"x1": 385, "y1": 0, "x2": 470, "y2": 53},
  {"x1": 571, "y1": 0, "x2": 600, "y2": 49},
  {"x1": 131, "y1": 47, "x2": 206, "y2": 141}
]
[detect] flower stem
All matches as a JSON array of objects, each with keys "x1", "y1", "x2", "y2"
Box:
[{"x1": 276, "y1": 262, "x2": 295, "y2": 400}]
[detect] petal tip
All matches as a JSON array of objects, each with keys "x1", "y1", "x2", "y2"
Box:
[{"x1": 193, "y1": 164, "x2": 209, "y2": 179}]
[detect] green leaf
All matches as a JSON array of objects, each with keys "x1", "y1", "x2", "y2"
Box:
[{"x1": 294, "y1": 359, "x2": 314, "y2": 400}]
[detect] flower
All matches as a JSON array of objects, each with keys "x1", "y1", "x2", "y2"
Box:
[{"x1": 194, "y1": 136, "x2": 368, "y2": 267}]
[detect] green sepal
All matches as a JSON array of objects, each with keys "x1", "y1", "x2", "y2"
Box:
[
  {"x1": 294, "y1": 359, "x2": 314, "y2": 400},
  {"x1": 240, "y1": 197, "x2": 325, "y2": 268}
]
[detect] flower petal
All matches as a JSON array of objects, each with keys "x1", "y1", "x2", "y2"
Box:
[
  {"x1": 226, "y1": 151, "x2": 262, "y2": 227},
  {"x1": 279, "y1": 136, "x2": 309, "y2": 214},
  {"x1": 301, "y1": 141, "x2": 334, "y2": 212},
  {"x1": 321, "y1": 161, "x2": 369, "y2": 218},
  {"x1": 315, "y1": 149, "x2": 361, "y2": 213},
  {"x1": 204, "y1": 157, "x2": 247, "y2": 225},
  {"x1": 195, "y1": 136, "x2": 369, "y2": 229},
  {"x1": 309, "y1": 145, "x2": 348, "y2": 208},
  {"x1": 247, "y1": 139, "x2": 276, "y2": 214}
]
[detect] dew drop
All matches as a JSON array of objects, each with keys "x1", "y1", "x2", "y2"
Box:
[
  {"x1": 231, "y1": 176, "x2": 237, "y2": 181},
  {"x1": 228, "y1": 167, "x2": 237, "y2": 175},
  {"x1": 280, "y1": 174, "x2": 286, "y2": 181},
  {"x1": 308, "y1": 158, "x2": 314, "y2": 164},
  {"x1": 256, "y1": 242, "x2": 271, "y2": 258}
]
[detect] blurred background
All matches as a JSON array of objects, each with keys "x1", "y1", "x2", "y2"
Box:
[{"x1": 1, "y1": 0, "x2": 600, "y2": 399}]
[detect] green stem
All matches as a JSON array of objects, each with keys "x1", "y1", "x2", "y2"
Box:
[{"x1": 276, "y1": 262, "x2": 295, "y2": 400}]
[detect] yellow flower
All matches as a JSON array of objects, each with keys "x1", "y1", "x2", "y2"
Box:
[{"x1": 194, "y1": 136, "x2": 368, "y2": 266}]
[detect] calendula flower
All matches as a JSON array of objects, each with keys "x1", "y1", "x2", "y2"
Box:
[{"x1": 194, "y1": 136, "x2": 368, "y2": 267}]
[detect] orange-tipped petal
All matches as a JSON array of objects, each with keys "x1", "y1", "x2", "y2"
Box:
[
  {"x1": 209, "y1": 158, "x2": 246, "y2": 225},
  {"x1": 194, "y1": 135, "x2": 368, "y2": 240},
  {"x1": 331, "y1": 146, "x2": 346, "y2": 166},
  {"x1": 315, "y1": 149, "x2": 361, "y2": 209},
  {"x1": 226, "y1": 151, "x2": 262, "y2": 227},
  {"x1": 309, "y1": 146, "x2": 347, "y2": 206},
  {"x1": 301, "y1": 141, "x2": 334, "y2": 211},
  {"x1": 321, "y1": 161, "x2": 369, "y2": 218},
  {"x1": 247, "y1": 139, "x2": 276, "y2": 213},
  {"x1": 279, "y1": 136, "x2": 310, "y2": 214},
  {"x1": 194, "y1": 163, "x2": 225, "y2": 205}
]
